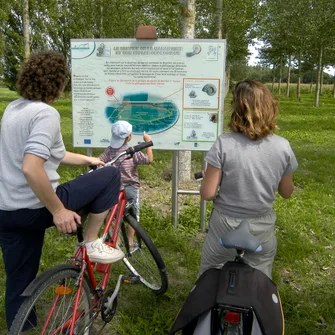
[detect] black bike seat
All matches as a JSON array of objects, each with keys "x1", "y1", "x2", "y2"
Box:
[{"x1": 219, "y1": 220, "x2": 262, "y2": 253}]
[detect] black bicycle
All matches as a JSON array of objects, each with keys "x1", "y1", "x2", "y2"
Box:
[{"x1": 169, "y1": 219, "x2": 284, "y2": 335}]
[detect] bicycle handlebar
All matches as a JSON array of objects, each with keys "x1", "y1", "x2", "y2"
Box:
[
  {"x1": 132, "y1": 140, "x2": 153, "y2": 152},
  {"x1": 105, "y1": 140, "x2": 153, "y2": 167},
  {"x1": 68, "y1": 142, "x2": 154, "y2": 236},
  {"x1": 88, "y1": 141, "x2": 154, "y2": 172}
]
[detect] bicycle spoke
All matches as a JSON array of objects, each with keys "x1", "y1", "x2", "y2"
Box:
[
  {"x1": 9, "y1": 268, "x2": 93, "y2": 335},
  {"x1": 117, "y1": 214, "x2": 168, "y2": 295}
]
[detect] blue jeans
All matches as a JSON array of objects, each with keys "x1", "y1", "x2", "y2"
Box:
[
  {"x1": 124, "y1": 184, "x2": 140, "y2": 221},
  {"x1": 0, "y1": 166, "x2": 120, "y2": 330}
]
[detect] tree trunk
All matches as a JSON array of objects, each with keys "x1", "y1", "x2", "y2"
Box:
[
  {"x1": 225, "y1": 62, "x2": 230, "y2": 97},
  {"x1": 320, "y1": 66, "x2": 324, "y2": 95},
  {"x1": 215, "y1": 0, "x2": 222, "y2": 40},
  {"x1": 100, "y1": 0, "x2": 104, "y2": 38},
  {"x1": 278, "y1": 58, "x2": 282, "y2": 95},
  {"x1": 180, "y1": 0, "x2": 196, "y2": 38},
  {"x1": 286, "y1": 55, "x2": 291, "y2": 98},
  {"x1": 179, "y1": 0, "x2": 196, "y2": 181},
  {"x1": 22, "y1": 0, "x2": 30, "y2": 60},
  {"x1": 333, "y1": 73, "x2": 335, "y2": 98},
  {"x1": 271, "y1": 64, "x2": 275, "y2": 93},
  {"x1": 309, "y1": 68, "x2": 314, "y2": 93},
  {"x1": 215, "y1": 0, "x2": 223, "y2": 39},
  {"x1": 297, "y1": 51, "x2": 301, "y2": 102},
  {"x1": 215, "y1": 0, "x2": 229, "y2": 97},
  {"x1": 314, "y1": 46, "x2": 323, "y2": 107}
]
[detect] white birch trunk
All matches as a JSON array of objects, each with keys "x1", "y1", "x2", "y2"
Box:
[
  {"x1": 100, "y1": 0, "x2": 104, "y2": 38},
  {"x1": 297, "y1": 51, "x2": 301, "y2": 102},
  {"x1": 278, "y1": 58, "x2": 282, "y2": 96},
  {"x1": 286, "y1": 55, "x2": 291, "y2": 98},
  {"x1": 215, "y1": 0, "x2": 229, "y2": 98},
  {"x1": 180, "y1": 0, "x2": 196, "y2": 38},
  {"x1": 309, "y1": 69, "x2": 313, "y2": 93},
  {"x1": 271, "y1": 64, "x2": 275, "y2": 93},
  {"x1": 215, "y1": 0, "x2": 223, "y2": 39},
  {"x1": 314, "y1": 46, "x2": 323, "y2": 108},
  {"x1": 22, "y1": 0, "x2": 30, "y2": 60},
  {"x1": 179, "y1": 0, "x2": 196, "y2": 181}
]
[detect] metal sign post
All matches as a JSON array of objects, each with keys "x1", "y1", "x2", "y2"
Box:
[{"x1": 172, "y1": 151, "x2": 207, "y2": 232}]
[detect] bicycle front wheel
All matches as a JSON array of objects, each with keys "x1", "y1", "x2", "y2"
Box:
[
  {"x1": 9, "y1": 267, "x2": 93, "y2": 335},
  {"x1": 120, "y1": 213, "x2": 168, "y2": 295}
]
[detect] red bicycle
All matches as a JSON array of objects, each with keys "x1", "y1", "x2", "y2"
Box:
[{"x1": 9, "y1": 141, "x2": 168, "y2": 335}]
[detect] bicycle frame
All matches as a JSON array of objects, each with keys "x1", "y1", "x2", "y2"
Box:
[
  {"x1": 74, "y1": 188, "x2": 127, "y2": 289},
  {"x1": 39, "y1": 189, "x2": 128, "y2": 335}
]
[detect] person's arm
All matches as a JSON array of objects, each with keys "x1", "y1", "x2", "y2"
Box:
[
  {"x1": 61, "y1": 151, "x2": 105, "y2": 166},
  {"x1": 145, "y1": 147, "x2": 153, "y2": 164},
  {"x1": 200, "y1": 164, "x2": 222, "y2": 200},
  {"x1": 278, "y1": 174, "x2": 294, "y2": 198},
  {"x1": 143, "y1": 131, "x2": 153, "y2": 164},
  {"x1": 22, "y1": 153, "x2": 81, "y2": 233}
]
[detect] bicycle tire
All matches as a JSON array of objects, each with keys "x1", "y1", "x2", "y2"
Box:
[
  {"x1": 9, "y1": 267, "x2": 93, "y2": 335},
  {"x1": 119, "y1": 213, "x2": 168, "y2": 295}
]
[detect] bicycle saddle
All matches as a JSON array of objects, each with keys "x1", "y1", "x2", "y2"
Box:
[{"x1": 219, "y1": 220, "x2": 262, "y2": 253}]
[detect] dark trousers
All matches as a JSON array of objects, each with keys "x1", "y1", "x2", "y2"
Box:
[{"x1": 0, "y1": 166, "x2": 120, "y2": 330}]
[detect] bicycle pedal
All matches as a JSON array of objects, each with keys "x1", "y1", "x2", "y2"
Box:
[{"x1": 122, "y1": 274, "x2": 140, "y2": 284}]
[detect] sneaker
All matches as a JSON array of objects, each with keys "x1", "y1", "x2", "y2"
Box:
[{"x1": 87, "y1": 239, "x2": 124, "y2": 264}]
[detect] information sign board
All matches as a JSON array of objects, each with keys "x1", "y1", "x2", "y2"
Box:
[{"x1": 71, "y1": 38, "x2": 226, "y2": 150}]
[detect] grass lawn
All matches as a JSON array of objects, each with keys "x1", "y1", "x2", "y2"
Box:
[{"x1": 0, "y1": 86, "x2": 334, "y2": 334}]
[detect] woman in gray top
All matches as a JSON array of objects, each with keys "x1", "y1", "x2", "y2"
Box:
[
  {"x1": 0, "y1": 51, "x2": 124, "y2": 331},
  {"x1": 199, "y1": 80, "x2": 298, "y2": 279}
]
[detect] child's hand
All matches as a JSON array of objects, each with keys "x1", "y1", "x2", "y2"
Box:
[{"x1": 143, "y1": 131, "x2": 151, "y2": 142}]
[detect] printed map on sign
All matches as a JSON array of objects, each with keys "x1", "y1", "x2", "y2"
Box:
[
  {"x1": 105, "y1": 93, "x2": 179, "y2": 134},
  {"x1": 71, "y1": 39, "x2": 226, "y2": 150}
]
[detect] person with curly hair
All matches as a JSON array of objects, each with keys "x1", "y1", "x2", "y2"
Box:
[
  {"x1": 0, "y1": 51, "x2": 124, "y2": 331},
  {"x1": 199, "y1": 79, "x2": 298, "y2": 279}
]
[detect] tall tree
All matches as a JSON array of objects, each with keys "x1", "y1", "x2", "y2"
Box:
[
  {"x1": 309, "y1": 0, "x2": 335, "y2": 106},
  {"x1": 22, "y1": 0, "x2": 30, "y2": 59},
  {"x1": 178, "y1": 0, "x2": 196, "y2": 181},
  {"x1": 215, "y1": 0, "x2": 223, "y2": 39},
  {"x1": 196, "y1": 0, "x2": 259, "y2": 92},
  {"x1": 0, "y1": 0, "x2": 12, "y2": 76},
  {"x1": 258, "y1": 0, "x2": 335, "y2": 105}
]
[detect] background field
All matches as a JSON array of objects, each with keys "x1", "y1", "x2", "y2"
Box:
[{"x1": 0, "y1": 86, "x2": 334, "y2": 334}]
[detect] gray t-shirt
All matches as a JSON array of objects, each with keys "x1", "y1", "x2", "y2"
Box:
[
  {"x1": 205, "y1": 132, "x2": 298, "y2": 218},
  {"x1": 0, "y1": 98, "x2": 66, "y2": 210}
]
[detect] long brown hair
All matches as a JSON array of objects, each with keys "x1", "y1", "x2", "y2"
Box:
[{"x1": 229, "y1": 80, "x2": 278, "y2": 140}]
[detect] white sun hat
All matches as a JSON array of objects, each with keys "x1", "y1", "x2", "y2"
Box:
[{"x1": 110, "y1": 121, "x2": 132, "y2": 148}]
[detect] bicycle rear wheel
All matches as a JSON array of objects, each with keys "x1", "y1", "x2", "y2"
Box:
[
  {"x1": 9, "y1": 267, "x2": 93, "y2": 335},
  {"x1": 119, "y1": 213, "x2": 168, "y2": 295}
]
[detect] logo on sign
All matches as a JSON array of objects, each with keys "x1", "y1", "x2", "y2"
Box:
[{"x1": 106, "y1": 87, "x2": 115, "y2": 96}]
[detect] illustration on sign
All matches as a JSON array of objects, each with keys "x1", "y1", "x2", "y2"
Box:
[{"x1": 105, "y1": 93, "x2": 179, "y2": 134}]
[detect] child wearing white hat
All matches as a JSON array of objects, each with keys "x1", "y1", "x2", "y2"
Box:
[{"x1": 99, "y1": 121, "x2": 153, "y2": 249}]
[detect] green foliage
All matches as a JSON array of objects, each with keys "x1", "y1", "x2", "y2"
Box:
[
  {"x1": 1, "y1": 88, "x2": 335, "y2": 333},
  {"x1": 196, "y1": 0, "x2": 259, "y2": 63},
  {"x1": 118, "y1": 311, "x2": 174, "y2": 335},
  {"x1": 0, "y1": 0, "x2": 261, "y2": 90},
  {"x1": 257, "y1": 0, "x2": 335, "y2": 79}
]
